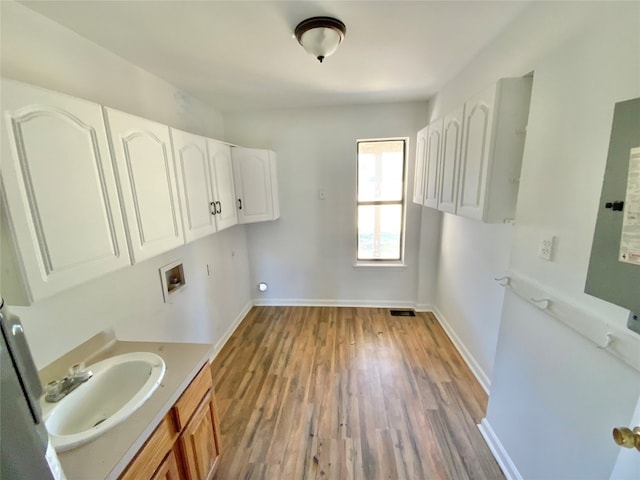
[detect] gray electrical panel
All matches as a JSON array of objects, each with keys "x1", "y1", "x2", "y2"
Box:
[{"x1": 585, "y1": 97, "x2": 640, "y2": 331}]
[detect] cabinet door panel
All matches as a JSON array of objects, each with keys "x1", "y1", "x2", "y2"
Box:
[
  {"x1": 458, "y1": 84, "x2": 496, "y2": 220},
  {"x1": 424, "y1": 119, "x2": 442, "y2": 209},
  {"x1": 106, "y1": 108, "x2": 183, "y2": 262},
  {"x1": 1, "y1": 79, "x2": 129, "y2": 303},
  {"x1": 172, "y1": 129, "x2": 216, "y2": 243},
  {"x1": 438, "y1": 106, "x2": 464, "y2": 213},
  {"x1": 412, "y1": 126, "x2": 427, "y2": 205},
  {"x1": 207, "y1": 140, "x2": 238, "y2": 231},
  {"x1": 180, "y1": 393, "x2": 220, "y2": 480},
  {"x1": 151, "y1": 449, "x2": 181, "y2": 480},
  {"x1": 232, "y1": 148, "x2": 275, "y2": 224}
]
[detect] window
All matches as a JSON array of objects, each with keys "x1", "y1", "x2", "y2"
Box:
[{"x1": 356, "y1": 139, "x2": 406, "y2": 262}]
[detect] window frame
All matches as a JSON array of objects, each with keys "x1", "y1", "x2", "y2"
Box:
[{"x1": 355, "y1": 137, "x2": 408, "y2": 265}]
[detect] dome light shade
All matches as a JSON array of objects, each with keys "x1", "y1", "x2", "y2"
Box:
[{"x1": 295, "y1": 17, "x2": 346, "y2": 63}]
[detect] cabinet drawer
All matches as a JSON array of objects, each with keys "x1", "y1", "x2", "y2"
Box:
[
  {"x1": 173, "y1": 364, "x2": 212, "y2": 430},
  {"x1": 120, "y1": 415, "x2": 177, "y2": 480}
]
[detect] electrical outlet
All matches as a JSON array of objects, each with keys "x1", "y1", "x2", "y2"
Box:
[{"x1": 539, "y1": 236, "x2": 555, "y2": 261}]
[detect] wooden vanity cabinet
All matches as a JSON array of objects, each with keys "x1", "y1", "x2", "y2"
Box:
[
  {"x1": 120, "y1": 364, "x2": 221, "y2": 480},
  {"x1": 173, "y1": 364, "x2": 221, "y2": 480},
  {"x1": 179, "y1": 390, "x2": 220, "y2": 480},
  {"x1": 151, "y1": 448, "x2": 181, "y2": 480}
]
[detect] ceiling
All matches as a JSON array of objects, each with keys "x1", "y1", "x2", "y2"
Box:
[{"x1": 19, "y1": 1, "x2": 530, "y2": 112}]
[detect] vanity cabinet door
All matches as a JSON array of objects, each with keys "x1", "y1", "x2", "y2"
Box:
[
  {"x1": 0, "y1": 79, "x2": 130, "y2": 304},
  {"x1": 105, "y1": 108, "x2": 184, "y2": 262},
  {"x1": 151, "y1": 449, "x2": 181, "y2": 480},
  {"x1": 179, "y1": 392, "x2": 221, "y2": 480}
]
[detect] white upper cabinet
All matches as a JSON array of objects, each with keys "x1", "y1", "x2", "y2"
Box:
[
  {"x1": 457, "y1": 85, "x2": 496, "y2": 220},
  {"x1": 231, "y1": 147, "x2": 280, "y2": 224},
  {"x1": 457, "y1": 77, "x2": 533, "y2": 222},
  {"x1": 423, "y1": 119, "x2": 443, "y2": 209},
  {"x1": 170, "y1": 130, "x2": 238, "y2": 242},
  {"x1": 104, "y1": 108, "x2": 183, "y2": 262},
  {"x1": 171, "y1": 129, "x2": 216, "y2": 242},
  {"x1": 422, "y1": 77, "x2": 533, "y2": 223},
  {"x1": 206, "y1": 139, "x2": 238, "y2": 232},
  {"x1": 0, "y1": 79, "x2": 130, "y2": 304},
  {"x1": 438, "y1": 105, "x2": 465, "y2": 214},
  {"x1": 412, "y1": 126, "x2": 427, "y2": 205}
]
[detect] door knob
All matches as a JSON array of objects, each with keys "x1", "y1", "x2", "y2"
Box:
[{"x1": 612, "y1": 426, "x2": 640, "y2": 451}]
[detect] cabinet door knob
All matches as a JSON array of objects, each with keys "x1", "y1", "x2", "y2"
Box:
[
  {"x1": 210, "y1": 202, "x2": 216, "y2": 216},
  {"x1": 238, "y1": 199, "x2": 242, "y2": 210},
  {"x1": 216, "y1": 201, "x2": 222, "y2": 214}
]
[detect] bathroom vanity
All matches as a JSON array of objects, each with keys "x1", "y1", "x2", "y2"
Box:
[{"x1": 38, "y1": 334, "x2": 220, "y2": 479}]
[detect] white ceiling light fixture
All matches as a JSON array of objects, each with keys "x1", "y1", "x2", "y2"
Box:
[{"x1": 295, "y1": 16, "x2": 346, "y2": 63}]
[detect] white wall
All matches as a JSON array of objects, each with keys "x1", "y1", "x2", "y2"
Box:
[
  {"x1": 434, "y1": 216, "x2": 511, "y2": 388},
  {"x1": 224, "y1": 102, "x2": 436, "y2": 306},
  {"x1": 424, "y1": 1, "x2": 640, "y2": 478},
  {"x1": 0, "y1": 1, "x2": 252, "y2": 368},
  {"x1": 0, "y1": 1, "x2": 222, "y2": 138}
]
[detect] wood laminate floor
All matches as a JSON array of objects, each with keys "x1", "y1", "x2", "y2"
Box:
[{"x1": 211, "y1": 306, "x2": 504, "y2": 480}]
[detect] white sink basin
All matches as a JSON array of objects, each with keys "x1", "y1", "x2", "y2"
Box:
[{"x1": 43, "y1": 352, "x2": 165, "y2": 452}]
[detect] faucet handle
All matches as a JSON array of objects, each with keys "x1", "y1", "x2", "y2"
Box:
[
  {"x1": 69, "y1": 362, "x2": 92, "y2": 381},
  {"x1": 44, "y1": 380, "x2": 64, "y2": 402}
]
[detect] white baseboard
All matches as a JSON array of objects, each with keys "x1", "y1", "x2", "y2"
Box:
[
  {"x1": 431, "y1": 306, "x2": 491, "y2": 393},
  {"x1": 415, "y1": 303, "x2": 433, "y2": 312},
  {"x1": 478, "y1": 419, "x2": 522, "y2": 480},
  {"x1": 210, "y1": 300, "x2": 253, "y2": 362},
  {"x1": 252, "y1": 298, "x2": 418, "y2": 309}
]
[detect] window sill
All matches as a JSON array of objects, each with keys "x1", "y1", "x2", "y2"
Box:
[{"x1": 353, "y1": 261, "x2": 407, "y2": 268}]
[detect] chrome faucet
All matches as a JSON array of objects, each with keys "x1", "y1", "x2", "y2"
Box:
[{"x1": 44, "y1": 363, "x2": 93, "y2": 403}]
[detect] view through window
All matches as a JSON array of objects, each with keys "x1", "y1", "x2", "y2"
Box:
[{"x1": 356, "y1": 139, "x2": 406, "y2": 261}]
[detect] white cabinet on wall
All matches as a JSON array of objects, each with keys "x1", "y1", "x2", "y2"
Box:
[
  {"x1": 457, "y1": 77, "x2": 532, "y2": 222},
  {"x1": 421, "y1": 77, "x2": 532, "y2": 223},
  {"x1": 423, "y1": 118, "x2": 443, "y2": 209},
  {"x1": 104, "y1": 108, "x2": 183, "y2": 262},
  {"x1": 0, "y1": 79, "x2": 130, "y2": 304},
  {"x1": 171, "y1": 129, "x2": 216, "y2": 242},
  {"x1": 206, "y1": 139, "x2": 238, "y2": 231},
  {"x1": 438, "y1": 105, "x2": 465, "y2": 214},
  {"x1": 171, "y1": 129, "x2": 238, "y2": 242},
  {"x1": 231, "y1": 148, "x2": 280, "y2": 224},
  {"x1": 413, "y1": 126, "x2": 427, "y2": 205}
]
